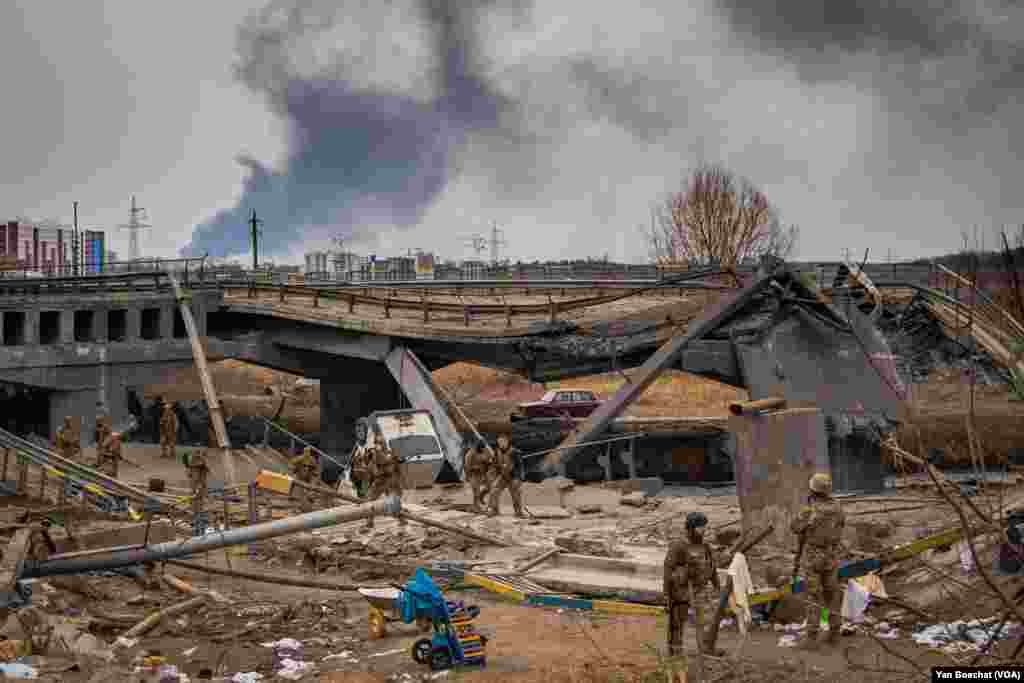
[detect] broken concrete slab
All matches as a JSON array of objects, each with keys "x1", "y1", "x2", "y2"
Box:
[
  {"x1": 603, "y1": 478, "x2": 664, "y2": 497},
  {"x1": 525, "y1": 506, "x2": 572, "y2": 520},
  {"x1": 619, "y1": 492, "x2": 648, "y2": 508},
  {"x1": 525, "y1": 552, "x2": 663, "y2": 600}
]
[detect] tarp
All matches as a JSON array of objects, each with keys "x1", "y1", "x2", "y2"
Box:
[{"x1": 399, "y1": 568, "x2": 445, "y2": 624}]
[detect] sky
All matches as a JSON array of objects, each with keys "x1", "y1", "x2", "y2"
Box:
[{"x1": 2, "y1": 0, "x2": 1023, "y2": 266}]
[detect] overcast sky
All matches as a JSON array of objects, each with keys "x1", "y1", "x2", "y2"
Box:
[{"x1": 3, "y1": 1, "x2": 1022, "y2": 265}]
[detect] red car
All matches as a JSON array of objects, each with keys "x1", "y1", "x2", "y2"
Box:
[{"x1": 512, "y1": 389, "x2": 603, "y2": 421}]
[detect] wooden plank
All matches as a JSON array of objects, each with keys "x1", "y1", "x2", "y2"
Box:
[{"x1": 168, "y1": 273, "x2": 235, "y2": 489}]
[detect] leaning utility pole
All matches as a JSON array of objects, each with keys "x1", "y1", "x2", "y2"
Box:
[{"x1": 249, "y1": 210, "x2": 263, "y2": 271}]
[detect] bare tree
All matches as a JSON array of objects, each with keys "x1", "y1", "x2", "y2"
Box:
[{"x1": 643, "y1": 164, "x2": 798, "y2": 267}]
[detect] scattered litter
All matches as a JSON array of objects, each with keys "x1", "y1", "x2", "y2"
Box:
[
  {"x1": 260, "y1": 638, "x2": 302, "y2": 650},
  {"x1": 277, "y1": 658, "x2": 315, "y2": 680},
  {"x1": 322, "y1": 651, "x2": 359, "y2": 663},
  {"x1": 911, "y1": 618, "x2": 1021, "y2": 650},
  {"x1": 114, "y1": 636, "x2": 139, "y2": 649},
  {"x1": 778, "y1": 634, "x2": 798, "y2": 647},
  {"x1": 0, "y1": 662, "x2": 38, "y2": 679},
  {"x1": 958, "y1": 541, "x2": 976, "y2": 573},
  {"x1": 841, "y1": 579, "x2": 871, "y2": 623},
  {"x1": 182, "y1": 647, "x2": 197, "y2": 658},
  {"x1": 369, "y1": 648, "x2": 406, "y2": 658},
  {"x1": 230, "y1": 674, "x2": 264, "y2": 683}
]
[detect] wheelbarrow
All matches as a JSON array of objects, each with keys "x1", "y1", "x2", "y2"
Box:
[{"x1": 357, "y1": 587, "x2": 431, "y2": 640}]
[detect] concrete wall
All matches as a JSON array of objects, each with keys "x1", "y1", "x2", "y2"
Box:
[
  {"x1": 730, "y1": 407, "x2": 829, "y2": 549},
  {"x1": 0, "y1": 291, "x2": 219, "y2": 442}
]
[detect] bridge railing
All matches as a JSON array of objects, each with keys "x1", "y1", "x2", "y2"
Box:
[
  {"x1": 0, "y1": 257, "x2": 215, "y2": 295},
  {"x1": 0, "y1": 256, "x2": 209, "y2": 282}
]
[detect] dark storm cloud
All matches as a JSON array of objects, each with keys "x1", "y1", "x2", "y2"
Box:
[{"x1": 713, "y1": 0, "x2": 1024, "y2": 121}]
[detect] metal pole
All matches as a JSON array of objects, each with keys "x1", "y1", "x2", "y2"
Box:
[
  {"x1": 24, "y1": 496, "x2": 400, "y2": 578},
  {"x1": 72, "y1": 202, "x2": 78, "y2": 277}
]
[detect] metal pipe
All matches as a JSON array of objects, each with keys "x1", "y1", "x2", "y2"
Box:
[
  {"x1": 23, "y1": 496, "x2": 399, "y2": 579},
  {"x1": 728, "y1": 397, "x2": 787, "y2": 416}
]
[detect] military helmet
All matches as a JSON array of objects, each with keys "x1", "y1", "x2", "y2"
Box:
[
  {"x1": 809, "y1": 473, "x2": 832, "y2": 495},
  {"x1": 685, "y1": 511, "x2": 708, "y2": 530}
]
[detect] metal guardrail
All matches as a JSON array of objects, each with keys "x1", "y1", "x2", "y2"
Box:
[{"x1": 258, "y1": 416, "x2": 348, "y2": 475}]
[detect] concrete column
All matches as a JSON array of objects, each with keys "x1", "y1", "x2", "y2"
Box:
[
  {"x1": 191, "y1": 299, "x2": 207, "y2": 337},
  {"x1": 23, "y1": 310, "x2": 38, "y2": 346},
  {"x1": 160, "y1": 304, "x2": 174, "y2": 339},
  {"x1": 319, "y1": 359, "x2": 403, "y2": 483},
  {"x1": 60, "y1": 310, "x2": 74, "y2": 344},
  {"x1": 92, "y1": 308, "x2": 108, "y2": 343},
  {"x1": 125, "y1": 307, "x2": 141, "y2": 341}
]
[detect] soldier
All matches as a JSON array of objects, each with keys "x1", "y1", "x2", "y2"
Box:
[
  {"x1": 54, "y1": 416, "x2": 81, "y2": 509},
  {"x1": 463, "y1": 437, "x2": 494, "y2": 514},
  {"x1": 94, "y1": 413, "x2": 112, "y2": 453},
  {"x1": 290, "y1": 446, "x2": 319, "y2": 513},
  {"x1": 791, "y1": 473, "x2": 846, "y2": 649},
  {"x1": 364, "y1": 426, "x2": 405, "y2": 530},
  {"x1": 487, "y1": 434, "x2": 524, "y2": 518},
  {"x1": 663, "y1": 511, "x2": 720, "y2": 658},
  {"x1": 185, "y1": 450, "x2": 210, "y2": 516},
  {"x1": 348, "y1": 418, "x2": 373, "y2": 499},
  {"x1": 96, "y1": 432, "x2": 123, "y2": 479},
  {"x1": 159, "y1": 400, "x2": 178, "y2": 459},
  {"x1": 55, "y1": 416, "x2": 81, "y2": 462}
]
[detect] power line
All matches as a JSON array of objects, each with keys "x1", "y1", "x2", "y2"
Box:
[
  {"x1": 118, "y1": 196, "x2": 150, "y2": 261},
  {"x1": 249, "y1": 210, "x2": 263, "y2": 271}
]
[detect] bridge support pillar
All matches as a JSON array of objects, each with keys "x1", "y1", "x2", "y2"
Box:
[
  {"x1": 92, "y1": 308, "x2": 108, "y2": 343},
  {"x1": 59, "y1": 310, "x2": 74, "y2": 345},
  {"x1": 23, "y1": 311, "x2": 38, "y2": 346},
  {"x1": 125, "y1": 308, "x2": 140, "y2": 342},
  {"x1": 160, "y1": 305, "x2": 174, "y2": 340},
  {"x1": 319, "y1": 361, "x2": 403, "y2": 483}
]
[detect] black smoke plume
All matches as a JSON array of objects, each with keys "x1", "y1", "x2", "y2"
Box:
[{"x1": 180, "y1": 1, "x2": 510, "y2": 259}]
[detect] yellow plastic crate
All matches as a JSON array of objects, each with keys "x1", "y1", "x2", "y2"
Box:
[{"x1": 255, "y1": 470, "x2": 293, "y2": 495}]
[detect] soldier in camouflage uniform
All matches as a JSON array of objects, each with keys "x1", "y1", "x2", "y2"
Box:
[
  {"x1": 159, "y1": 399, "x2": 178, "y2": 459},
  {"x1": 791, "y1": 473, "x2": 846, "y2": 648},
  {"x1": 663, "y1": 511, "x2": 720, "y2": 658},
  {"x1": 94, "y1": 414, "x2": 112, "y2": 454},
  {"x1": 348, "y1": 419, "x2": 373, "y2": 499},
  {"x1": 54, "y1": 416, "x2": 82, "y2": 508},
  {"x1": 487, "y1": 435, "x2": 524, "y2": 518},
  {"x1": 290, "y1": 446, "x2": 319, "y2": 513},
  {"x1": 96, "y1": 432, "x2": 123, "y2": 479},
  {"x1": 56, "y1": 416, "x2": 81, "y2": 463},
  {"x1": 462, "y1": 437, "x2": 494, "y2": 514},
  {"x1": 364, "y1": 426, "x2": 405, "y2": 530},
  {"x1": 185, "y1": 450, "x2": 210, "y2": 516}
]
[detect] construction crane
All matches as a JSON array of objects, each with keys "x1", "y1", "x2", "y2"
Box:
[{"x1": 118, "y1": 196, "x2": 150, "y2": 261}]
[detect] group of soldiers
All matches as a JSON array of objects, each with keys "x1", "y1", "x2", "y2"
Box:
[
  {"x1": 664, "y1": 472, "x2": 846, "y2": 656},
  {"x1": 347, "y1": 418, "x2": 406, "y2": 530},
  {"x1": 462, "y1": 434, "x2": 525, "y2": 517},
  {"x1": 53, "y1": 413, "x2": 124, "y2": 479}
]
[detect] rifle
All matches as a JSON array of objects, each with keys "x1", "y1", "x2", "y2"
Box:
[{"x1": 792, "y1": 533, "x2": 806, "y2": 590}]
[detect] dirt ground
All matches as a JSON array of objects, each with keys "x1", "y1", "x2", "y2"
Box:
[{"x1": 6, "y1": 437, "x2": 1024, "y2": 681}]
